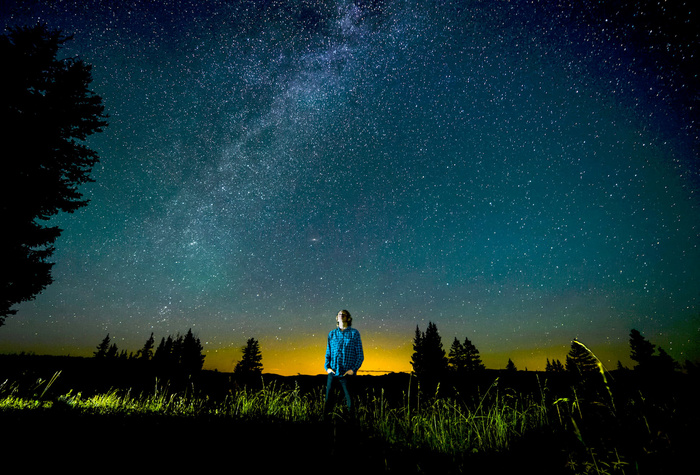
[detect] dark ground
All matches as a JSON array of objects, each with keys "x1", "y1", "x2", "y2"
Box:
[{"x1": 2, "y1": 408, "x2": 571, "y2": 474}]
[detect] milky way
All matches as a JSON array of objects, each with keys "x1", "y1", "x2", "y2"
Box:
[{"x1": 1, "y1": 0, "x2": 697, "y2": 374}]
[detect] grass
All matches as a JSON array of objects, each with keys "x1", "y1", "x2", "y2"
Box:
[
  {"x1": 355, "y1": 379, "x2": 549, "y2": 455},
  {"x1": 1, "y1": 362, "x2": 696, "y2": 474}
]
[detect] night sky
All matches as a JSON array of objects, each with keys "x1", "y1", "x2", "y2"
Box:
[{"x1": 1, "y1": 0, "x2": 698, "y2": 375}]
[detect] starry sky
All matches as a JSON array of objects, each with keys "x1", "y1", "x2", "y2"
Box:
[{"x1": 1, "y1": 0, "x2": 698, "y2": 375}]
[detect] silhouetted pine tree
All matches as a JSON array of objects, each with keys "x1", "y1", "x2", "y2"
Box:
[
  {"x1": 629, "y1": 329, "x2": 656, "y2": 371},
  {"x1": 506, "y1": 358, "x2": 517, "y2": 372},
  {"x1": 411, "y1": 325, "x2": 425, "y2": 375},
  {"x1": 449, "y1": 336, "x2": 484, "y2": 376},
  {"x1": 151, "y1": 331, "x2": 204, "y2": 376},
  {"x1": 565, "y1": 339, "x2": 598, "y2": 377},
  {"x1": 448, "y1": 338, "x2": 464, "y2": 372},
  {"x1": 546, "y1": 358, "x2": 565, "y2": 372},
  {"x1": 106, "y1": 343, "x2": 119, "y2": 359},
  {"x1": 627, "y1": 329, "x2": 679, "y2": 375},
  {"x1": 462, "y1": 337, "x2": 484, "y2": 372},
  {"x1": 411, "y1": 322, "x2": 448, "y2": 389},
  {"x1": 136, "y1": 333, "x2": 155, "y2": 361},
  {"x1": 0, "y1": 25, "x2": 107, "y2": 325},
  {"x1": 153, "y1": 336, "x2": 168, "y2": 364},
  {"x1": 181, "y1": 329, "x2": 205, "y2": 375},
  {"x1": 94, "y1": 334, "x2": 111, "y2": 358},
  {"x1": 234, "y1": 338, "x2": 263, "y2": 377}
]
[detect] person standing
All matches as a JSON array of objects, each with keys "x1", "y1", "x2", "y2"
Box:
[{"x1": 324, "y1": 309, "x2": 364, "y2": 416}]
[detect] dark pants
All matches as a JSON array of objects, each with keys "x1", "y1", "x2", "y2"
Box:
[{"x1": 325, "y1": 373, "x2": 353, "y2": 414}]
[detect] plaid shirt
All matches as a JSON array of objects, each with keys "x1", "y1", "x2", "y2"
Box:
[{"x1": 325, "y1": 327, "x2": 364, "y2": 375}]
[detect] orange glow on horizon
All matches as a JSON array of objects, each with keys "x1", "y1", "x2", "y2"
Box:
[
  {"x1": 205, "y1": 338, "x2": 634, "y2": 375},
  {"x1": 204, "y1": 333, "x2": 416, "y2": 376},
  {"x1": 0, "y1": 335, "x2": 634, "y2": 376}
]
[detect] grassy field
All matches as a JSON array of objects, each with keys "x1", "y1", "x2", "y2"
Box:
[{"x1": 1, "y1": 356, "x2": 697, "y2": 473}]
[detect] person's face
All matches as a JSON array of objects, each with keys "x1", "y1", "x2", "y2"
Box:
[{"x1": 337, "y1": 312, "x2": 349, "y2": 328}]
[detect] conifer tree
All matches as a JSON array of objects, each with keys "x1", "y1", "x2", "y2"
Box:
[
  {"x1": 234, "y1": 338, "x2": 263, "y2": 377},
  {"x1": 153, "y1": 336, "x2": 168, "y2": 364},
  {"x1": 629, "y1": 329, "x2": 656, "y2": 371},
  {"x1": 410, "y1": 325, "x2": 425, "y2": 375},
  {"x1": 137, "y1": 333, "x2": 155, "y2": 361},
  {"x1": 449, "y1": 336, "x2": 484, "y2": 375},
  {"x1": 410, "y1": 322, "x2": 448, "y2": 382},
  {"x1": 565, "y1": 339, "x2": 598, "y2": 376},
  {"x1": 548, "y1": 358, "x2": 565, "y2": 372},
  {"x1": 106, "y1": 343, "x2": 118, "y2": 359},
  {"x1": 94, "y1": 334, "x2": 110, "y2": 358},
  {"x1": 1, "y1": 25, "x2": 107, "y2": 325},
  {"x1": 448, "y1": 337, "x2": 465, "y2": 373},
  {"x1": 181, "y1": 328, "x2": 205, "y2": 374},
  {"x1": 462, "y1": 337, "x2": 485, "y2": 372}
]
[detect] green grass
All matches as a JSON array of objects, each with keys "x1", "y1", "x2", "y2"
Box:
[
  {"x1": 356, "y1": 380, "x2": 549, "y2": 455},
  {"x1": 1, "y1": 373, "x2": 546, "y2": 452},
  {"x1": 1, "y1": 368, "x2": 694, "y2": 474}
]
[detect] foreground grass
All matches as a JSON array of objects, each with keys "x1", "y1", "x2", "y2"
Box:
[
  {"x1": 1, "y1": 375, "x2": 546, "y2": 452},
  {"x1": 0, "y1": 375, "x2": 324, "y2": 421},
  {"x1": 1, "y1": 369, "x2": 695, "y2": 474},
  {"x1": 356, "y1": 381, "x2": 549, "y2": 456}
]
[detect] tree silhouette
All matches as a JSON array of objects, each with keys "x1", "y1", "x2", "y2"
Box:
[
  {"x1": 0, "y1": 24, "x2": 107, "y2": 325},
  {"x1": 448, "y1": 338, "x2": 463, "y2": 371},
  {"x1": 410, "y1": 325, "x2": 425, "y2": 376},
  {"x1": 152, "y1": 329, "x2": 205, "y2": 376},
  {"x1": 94, "y1": 334, "x2": 111, "y2": 358},
  {"x1": 234, "y1": 338, "x2": 263, "y2": 377},
  {"x1": 181, "y1": 328, "x2": 205, "y2": 374},
  {"x1": 505, "y1": 358, "x2": 517, "y2": 372},
  {"x1": 153, "y1": 336, "x2": 174, "y2": 367},
  {"x1": 565, "y1": 339, "x2": 598, "y2": 377},
  {"x1": 629, "y1": 329, "x2": 656, "y2": 371},
  {"x1": 106, "y1": 342, "x2": 119, "y2": 359},
  {"x1": 448, "y1": 336, "x2": 485, "y2": 376},
  {"x1": 629, "y1": 329, "x2": 679, "y2": 374},
  {"x1": 136, "y1": 333, "x2": 155, "y2": 361},
  {"x1": 93, "y1": 330, "x2": 205, "y2": 381},
  {"x1": 545, "y1": 358, "x2": 565, "y2": 372},
  {"x1": 411, "y1": 322, "x2": 448, "y2": 386}
]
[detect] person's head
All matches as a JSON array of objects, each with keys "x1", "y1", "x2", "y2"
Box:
[{"x1": 336, "y1": 309, "x2": 352, "y2": 328}]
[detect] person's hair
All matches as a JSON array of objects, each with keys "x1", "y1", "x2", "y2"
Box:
[{"x1": 337, "y1": 309, "x2": 352, "y2": 327}]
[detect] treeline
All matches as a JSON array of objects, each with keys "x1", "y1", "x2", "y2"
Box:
[
  {"x1": 93, "y1": 329, "x2": 205, "y2": 377},
  {"x1": 409, "y1": 322, "x2": 690, "y2": 390},
  {"x1": 93, "y1": 332, "x2": 267, "y2": 387}
]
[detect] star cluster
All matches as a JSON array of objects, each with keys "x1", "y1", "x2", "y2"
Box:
[{"x1": 1, "y1": 0, "x2": 697, "y2": 374}]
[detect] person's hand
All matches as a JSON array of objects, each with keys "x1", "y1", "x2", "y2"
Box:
[
  {"x1": 344, "y1": 369, "x2": 354, "y2": 376},
  {"x1": 327, "y1": 368, "x2": 335, "y2": 374}
]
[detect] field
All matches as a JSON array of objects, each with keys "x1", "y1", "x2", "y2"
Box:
[{"x1": 1, "y1": 354, "x2": 698, "y2": 474}]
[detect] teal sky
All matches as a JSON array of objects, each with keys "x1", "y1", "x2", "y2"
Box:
[{"x1": 1, "y1": 0, "x2": 697, "y2": 375}]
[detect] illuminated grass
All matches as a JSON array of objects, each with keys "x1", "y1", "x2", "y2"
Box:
[
  {"x1": 0, "y1": 376, "x2": 323, "y2": 421},
  {"x1": 1, "y1": 367, "x2": 691, "y2": 474},
  {"x1": 1, "y1": 374, "x2": 544, "y2": 456},
  {"x1": 357, "y1": 380, "x2": 549, "y2": 455}
]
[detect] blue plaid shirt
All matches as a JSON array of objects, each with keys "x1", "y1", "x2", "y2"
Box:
[{"x1": 325, "y1": 327, "x2": 364, "y2": 375}]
